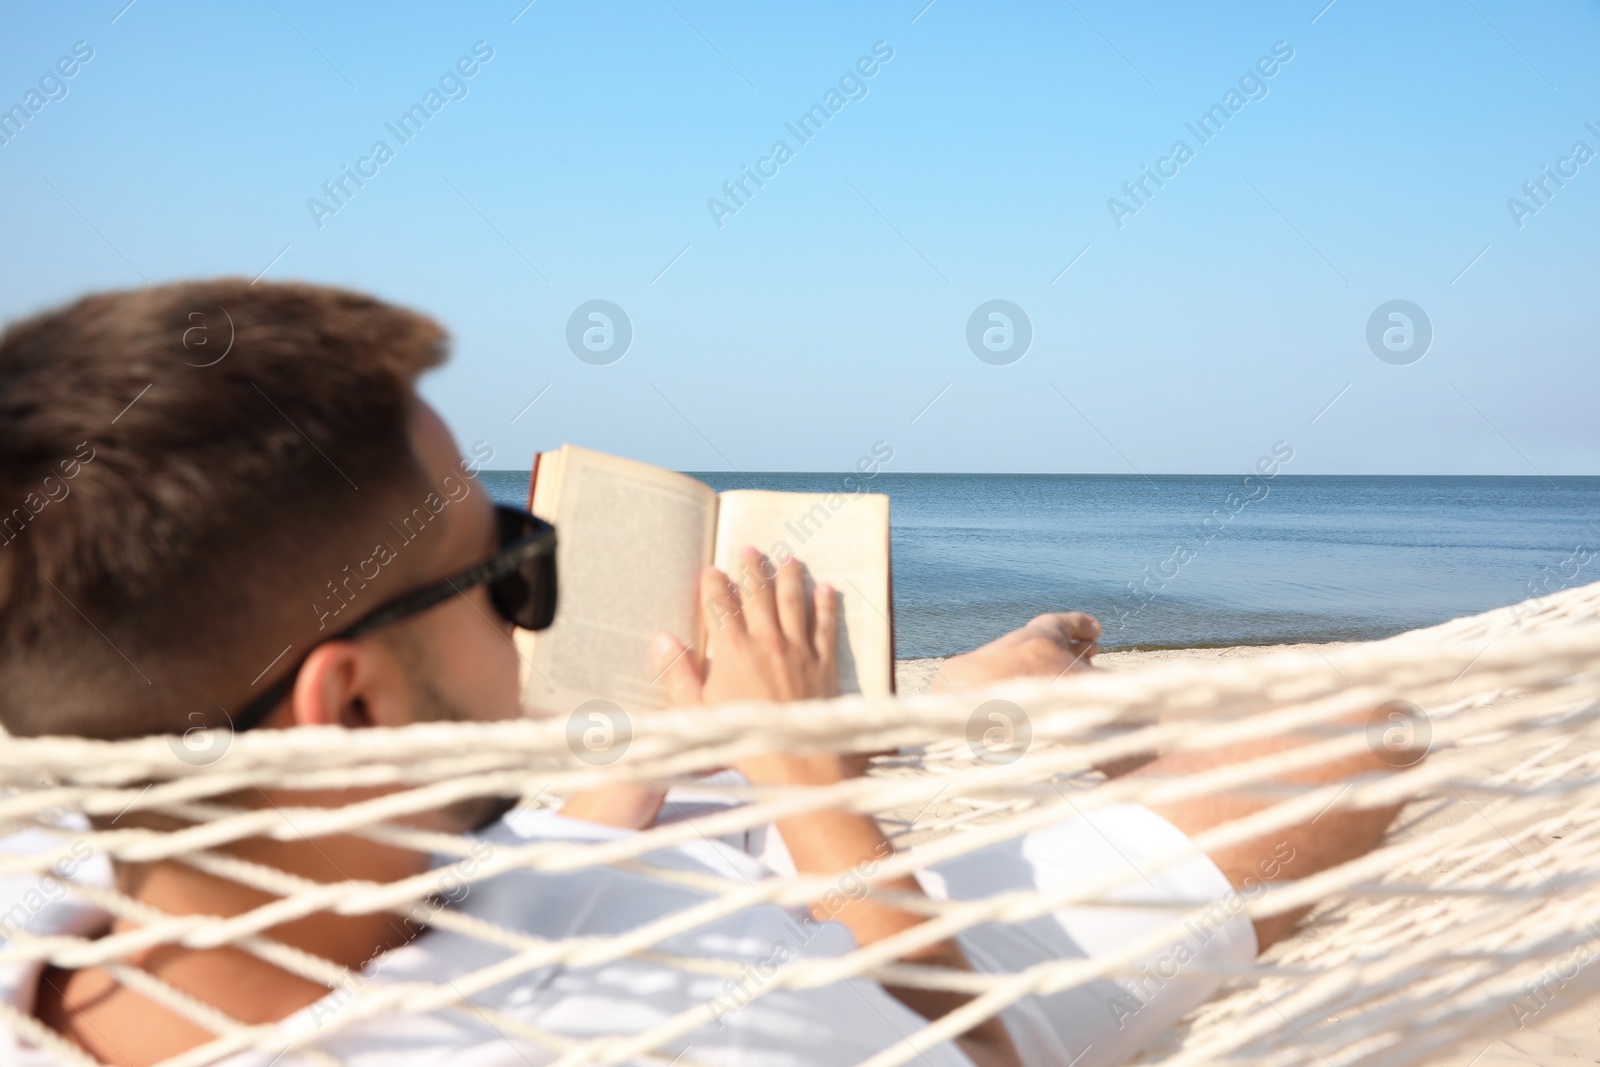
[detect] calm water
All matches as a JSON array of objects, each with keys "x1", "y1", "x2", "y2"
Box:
[{"x1": 479, "y1": 471, "x2": 1600, "y2": 658}]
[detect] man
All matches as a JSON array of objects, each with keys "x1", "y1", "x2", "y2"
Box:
[{"x1": 0, "y1": 281, "x2": 1403, "y2": 1067}]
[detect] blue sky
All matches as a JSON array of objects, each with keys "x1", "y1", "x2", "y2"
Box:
[{"x1": 2, "y1": 0, "x2": 1596, "y2": 474}]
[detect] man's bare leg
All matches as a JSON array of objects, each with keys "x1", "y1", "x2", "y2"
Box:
[
  {"x1": 934, "y1": 614, "x2": 1410, "y2": 951},
  {"x1": 1123, "y1": 732, "x2": 1406, "y2": 950}
]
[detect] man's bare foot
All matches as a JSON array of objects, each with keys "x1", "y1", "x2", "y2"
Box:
[
  {"x1": 932, "y1": 613, "x2": 1161, "y2": 776},
  {"x1": 933, "y1": 612, "x2": 1102, "y2": 691}
]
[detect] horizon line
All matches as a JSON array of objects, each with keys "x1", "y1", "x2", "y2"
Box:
[{"x1": 476, "y1": 470, "x2": 1599, "y2": 479}]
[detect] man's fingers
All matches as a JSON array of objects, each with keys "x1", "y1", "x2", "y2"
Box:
[
  {"x1": 700, "y1": 566, "x2": 745, "y2": 646},
  {"x1": 737, "y1": 547, "x2": 781, "y2": 641},
  {"x1": 652, "y1": 634, "x2": 704, "y2": 706},
  {"x1": 775, "y1": 558, "x2": 810, "y2": 642},
  {"x1": 814, "y1": 584, "x2": 839, "y2": 667}
]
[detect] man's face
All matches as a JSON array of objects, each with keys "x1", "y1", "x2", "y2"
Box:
[
  {"x1": 225, "y1": 402, "x2": 524, "y2": 837},
  {"x1": 383, "y1": 402, "x2": 524, "y2": 726}
]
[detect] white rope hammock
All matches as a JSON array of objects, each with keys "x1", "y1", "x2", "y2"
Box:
[{"x1": 4, "y1": 579, "x2": 1600, "y2": 1067}]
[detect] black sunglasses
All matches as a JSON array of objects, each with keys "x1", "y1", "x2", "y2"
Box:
[{"x1": 228, "y1": 505, "x2": 557, "y2": 733}]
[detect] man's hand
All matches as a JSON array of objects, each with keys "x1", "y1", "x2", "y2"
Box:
[
  {"x1": 655, "y1": 549, "x2": 1022, "y2": 1067},
  {"x1": 654, "y1": 548, "x2": 839, "y2": 708},
  {"x1": 561, "y1": 550, "x2": 838, "y2": 829},
  {"x1": 934, "y1": 611, "x2": 1101, "y2": 691}
]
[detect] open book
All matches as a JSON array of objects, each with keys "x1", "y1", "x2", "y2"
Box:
[{"x1": 515, "y1": 445, "x2": 893, "y2": 715}]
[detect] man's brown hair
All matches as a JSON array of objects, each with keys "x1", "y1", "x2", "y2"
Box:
[{"x1": 0, "y1": 279, "x2": 447, "y2": 738}]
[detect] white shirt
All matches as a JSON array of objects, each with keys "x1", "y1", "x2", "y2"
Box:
[
  {"x1": 2, "y1": 800, "x2": 1255, "y2": 1067},
  {"x1": 0, "y1": 810, "x2": 975, "y2": 1067}
]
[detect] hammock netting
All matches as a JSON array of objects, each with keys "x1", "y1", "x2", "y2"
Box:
[{"x1": 4, "y1": 580, "x2": 1600, "y2": 1067}]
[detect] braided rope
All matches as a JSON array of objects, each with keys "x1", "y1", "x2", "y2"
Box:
[{"x1": 0, "y1": 581, "x2": 1597, "y2": 1066}]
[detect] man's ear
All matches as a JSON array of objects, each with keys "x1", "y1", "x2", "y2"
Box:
[{"x1": 290, "y1": 640, "x2": 396, "y2": 729}]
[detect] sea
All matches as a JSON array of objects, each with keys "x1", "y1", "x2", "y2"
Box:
[{"x1": 478, "y1": 471, "x2": 1600, "y2": 659}]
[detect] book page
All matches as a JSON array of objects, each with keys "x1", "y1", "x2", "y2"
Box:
[
  {"x1": 517, "y1": 445, "x2": 717, "y2": 714},
  {"x1": 712, "y1": 490, "x2": 892, "y2": 696}
]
